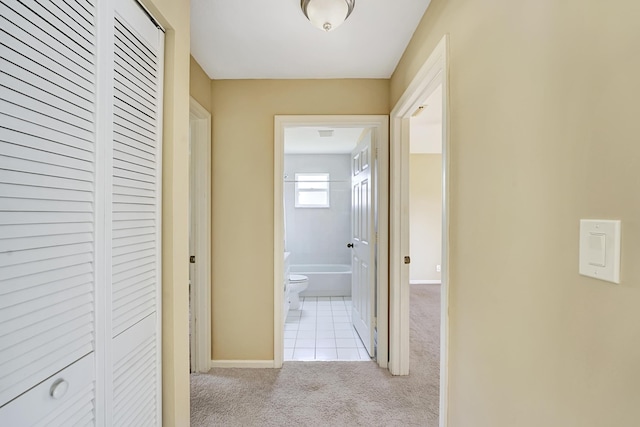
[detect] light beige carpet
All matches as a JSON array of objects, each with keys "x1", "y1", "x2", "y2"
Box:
[{"x1": 190, "y1": 284, "x2": 440, "y2": 426}]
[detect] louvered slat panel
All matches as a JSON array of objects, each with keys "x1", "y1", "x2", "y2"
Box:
[
  {"x1": 0, "y1": 85, "x2": 93, "y2": 132},
  {"x1": 112, "y1": 12, "x2": 159, "y2": 354},
  {"x1": 112, "y1": 147, "x2": 155, "y2": 170},
  {"x1": 112, "y1": 220, "x2": 154, "y2": 233},
  {"x1": 112, "y1": 233, "x2": 154, "y2": 250},
  {"x1": 17, "y1": 0, "x2": 94, "y2": 61},
  {"x1": 0, "y1": 331, "x2": 93, "y2": 405},
  {"x1": 0, "y1": 127, "x2": 93, "y2": 162},
  {"x1": 114, "y1": 100, "x2": 156, "y2": 136},
  {"x1": 33, "y1": 384, "x2": 95, "y2": 427},
  {"x1": 0, "y1": 0, "x2": 96, "y2": 409},
  {"x1": 112, "y1": 261, "x2": 154, "y2": 288},
  {"x1": 1, "y1": 307, "x2": 91, "y2": 349},
  {"x1": 114, "y1": 31, "x2": 155, "y2": 85},
  {"x1": 113, "y1": 330, "x2": 156, "y2": 426},
  {"x1": 0, "y1": 137, "x2": 92, "y2": 169},
  {"x1": 42, "y1": 0, "x2": 94, "y2": 39},
  {"x1": 113, "y1": 184, "x2": 155, "y2": 198},
  {"x1": 0, "y1": 294, "x2": 92, "y2": 357},
  {"x1": 113, "y1": 276, "x2": 155, "y2": 308},
  {"x1": 113, "y1": 176, "x2": 155, "y2": 193},
  {"x1": 115, "y1": 79, "x2": 156, "y2": 119},
  {"x1": 0, "y1": 354, "x2": 94, "y2": 425},
  {"x1": 114, "y1": 122, "x2": 155, "y2": 150},
  {"x1": 0, "y1": 222, "x2": 92, "y2": 239},
  {"x1": 113, "y1": 157, "x2": 154, "y2": 177},
  {"x1": 112, "y1": 296, "x2": 154, "y2": 335},
  {"x1": 0, "y1": 263, "x2": 92, "y2": 295},
  {"x1": 0, "y1": 156, "x2": 93, "y2": 183},
  {"x1": 114, "y1": 140, "x2": 155, "y2": 162},
  {"x1": 0, "y1": 317, "x2": 92, "y2": 377},
  {"x1": 0, "y1": 69, "x2": 93, "y2": 122},
  {"x1": 113, "y1": 211, "x2": 155, "y2": 222},
  {"x1": 114, "y1": 61, "x2": 156, "y2": 103},
  {"x1": 0, "y1": 99, "x2": 93, "y2": 142},
  {"x1": 108, "y1": 3, "x2": 162, "y2": 422},
  {"x1": 114, "y1": 22, "x2": 156, "y2": 73},
  {"x1": 0, "y1": 211, "x2": 93, "y2": 226},
  {"x1": 111, "y1": 12, "x2": 159, "y2": 344},
  {"x1": 0, "y1": 183, "x2": 93, "y2": 202},
  {"x1": 0, "y1": 114, "x2": 94, "y2": 154},
  {"x1": 0, "y1": 3, "x2": 94, "y2": 92},
  {"x1": 63, "y1": 0, "x2": 93, "y2": 23},
  {"x1": 0, "y1": 316, "x2": 93, "y2": 367}
]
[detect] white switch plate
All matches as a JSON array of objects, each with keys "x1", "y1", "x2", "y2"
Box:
[{"x1": 579, "y1": 219, "x2": 621, "y2": 284}]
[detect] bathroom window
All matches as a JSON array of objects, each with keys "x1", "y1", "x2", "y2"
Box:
[{"x1": 295, "y1": 173, "x2": 330, "y2": 208}]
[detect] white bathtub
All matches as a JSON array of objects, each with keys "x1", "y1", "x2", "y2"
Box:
[{"x1": 290, "y1": 264, "x2": 352, "y2": 297}]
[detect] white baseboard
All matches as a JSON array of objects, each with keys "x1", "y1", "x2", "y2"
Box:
[
  {"x1": 410, "y1": 280, "x2": 441, "y2": 285},
  {"x1": 210, "y1": 360, "x2": 276, "y2": 369}
]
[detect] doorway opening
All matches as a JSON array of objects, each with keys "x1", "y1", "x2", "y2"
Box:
[
  {"x1": 189, "y1": 97, "x2": 212, "y2": 373},
  {"x1": 409, "y1": 85, "x2": 443, "y2": 289},
  {"x1": 274, "y1": 116, "x2": 389, "y2": 368},
  {"x1": 390, "y1": 35, "x2": 449, "y2": 426}
]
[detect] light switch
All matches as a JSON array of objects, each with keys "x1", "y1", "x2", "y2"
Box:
[
  {"x1": 587, "y1": 233, "x2": 606, "y2": 267},
  {"x1": 579, "y1": 220, "x2": 621, "y2": 284}
]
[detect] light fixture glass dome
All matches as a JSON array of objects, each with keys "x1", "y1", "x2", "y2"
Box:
[{"x1": 301, "y1": 0, "x2": 355, "y2": 32}]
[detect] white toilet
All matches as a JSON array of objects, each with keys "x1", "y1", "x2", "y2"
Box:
[{"x1": 288, "y1": 274, "x2": 309, "y2": 310}]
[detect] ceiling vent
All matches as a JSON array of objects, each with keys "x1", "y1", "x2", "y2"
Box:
[{"x1": 318, "y1": 129, "x2": 334, "y2": 138}]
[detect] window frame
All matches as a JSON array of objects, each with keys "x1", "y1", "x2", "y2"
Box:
[{"x1": 294, "y1": 172, "x2": 331, "y2": 208}]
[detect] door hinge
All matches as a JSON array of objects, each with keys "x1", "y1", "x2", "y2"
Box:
[
  {"x1": 190, "y1": 255, "x2": 195, "y2": 263},
  {"x1": 404, "y1": 256, "x2": 411, "y2": 264}
]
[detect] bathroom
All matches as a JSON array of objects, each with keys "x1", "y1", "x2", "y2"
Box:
[{"x1": 283, "y1": 126, "x2": 370, "y2": 362}]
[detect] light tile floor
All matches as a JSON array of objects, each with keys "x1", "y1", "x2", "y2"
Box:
[{"x1": 284, "y1": 296, "x2": 371, "y2": 361}]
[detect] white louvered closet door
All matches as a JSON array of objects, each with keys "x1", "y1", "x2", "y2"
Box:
[
  {"x1": 110, "y1": 0, "x2": 163, "y2": 425},
  {"x1": 0, "y1": 0, "x2": 97, "y2": 424},
  {"x1": 0, "y1": 0, "x2": 163, "y2": 425}
]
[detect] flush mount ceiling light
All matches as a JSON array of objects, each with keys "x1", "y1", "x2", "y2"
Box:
[{"x1": 301, "y1": 0, "x2": 355, "y2": 32}]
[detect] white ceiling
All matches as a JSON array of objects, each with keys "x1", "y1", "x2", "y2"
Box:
[
  {"x1": 190, "y1": 0, "x2": 433, "y2": 79},
  {"x1": 410, "y1": 84, "x2": 442, "y2": 154},
  {"x1": 285, "y1": 127, "x2": 366, "y2": 154}
]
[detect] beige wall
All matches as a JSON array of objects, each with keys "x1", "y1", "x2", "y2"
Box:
[
  {"x1": 142, "y1": 0, "x2": 190, "y2": 425},
  {"x1": 409, "y1": 154, "x2": 442, "y2": 282},
  {"x1": 210, "y1": 79, "x2": 389, "y2": 360},
  {"x1": 190, "y1": 56, "x2": 212, "y2": 112},
  {"x1": 392, "y1": 0, "x2": 640, "y2": 425}
]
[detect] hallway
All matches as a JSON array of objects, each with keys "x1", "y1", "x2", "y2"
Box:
[{"x1": 190, "y1": 284, "x2": 440, "y2": 426}]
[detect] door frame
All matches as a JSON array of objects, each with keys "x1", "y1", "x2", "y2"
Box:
[
  {"x1": 389, "y1": 35, "x2": 450, "y2": 426},
  {"x1": 273, "y1": 115, "x2": 389, "y2": 369},
  {"x1": 189, "y1": 97, "x2": 212, "y2": 373}
]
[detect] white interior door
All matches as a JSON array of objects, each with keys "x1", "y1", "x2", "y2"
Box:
[{"x1": 350, "y1": 129, "x2": 376, "y2": 357}]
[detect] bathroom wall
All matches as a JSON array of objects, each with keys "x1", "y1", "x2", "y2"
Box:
[{"x1": 284, "y1": 154, "x2": 351, "y2": 266}]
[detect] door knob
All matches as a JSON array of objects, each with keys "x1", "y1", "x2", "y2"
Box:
[
  {"x1": 50, "y1": 378, "x2": 69, "y2": 399},
  {"x1": 347, "y1": 243, "x2": 354, "y2": 248}
]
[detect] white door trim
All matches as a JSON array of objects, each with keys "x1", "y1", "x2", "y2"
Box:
[
  {"x1": 189, "y1": 97, "x2": 212, "y2": 373},
  {"x1": 389, "y1": 35, "x2": 450, "y2": 427},
  {"x1": 274, "y1": 115, "x2": 389, "y2": 369}
]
